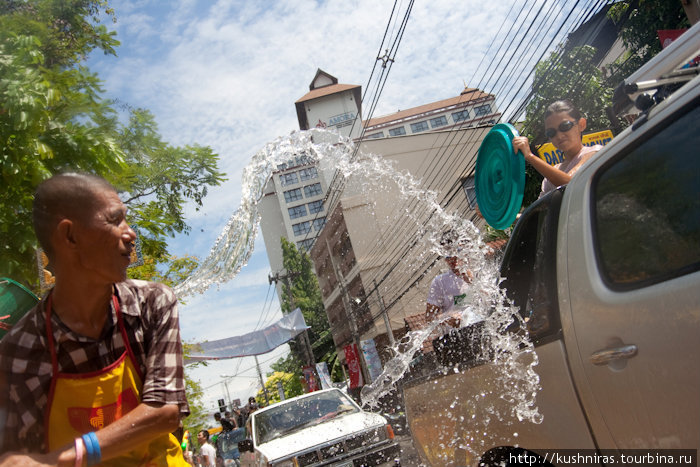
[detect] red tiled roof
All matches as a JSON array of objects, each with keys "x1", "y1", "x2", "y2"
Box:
[
  {"x1": 296, "y1": 84, "x2": 361, "y2": 103},
  {"x1": 363, "y1": 88, "x2": 493, "y2": 128}
]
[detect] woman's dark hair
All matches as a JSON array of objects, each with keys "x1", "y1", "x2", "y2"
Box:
[{"x1": 544, "y1": 99, "x2": 582, "y2": 121}]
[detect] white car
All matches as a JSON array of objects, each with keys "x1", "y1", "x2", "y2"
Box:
[{"x1": 241, "y1": 388, "x2": 400, "y2": 467}]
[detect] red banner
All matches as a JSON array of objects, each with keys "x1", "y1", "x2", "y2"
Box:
[
  {"x1": 658, "y1": 29, "x2": 686, "y2": 49},
  {"x1": 344, "y1": 344, "x2": 364, "y2": 389}
]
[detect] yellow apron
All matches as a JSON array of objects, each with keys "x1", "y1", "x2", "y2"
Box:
[{"x1": 44, "y1": 293, "x2": 187, "y2": 466}]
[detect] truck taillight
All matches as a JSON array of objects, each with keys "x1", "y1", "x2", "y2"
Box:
[{"x1": 385, "y1": 424, "x2": 395, "y2": 439}]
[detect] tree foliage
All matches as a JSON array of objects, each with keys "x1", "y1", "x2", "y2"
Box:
[
  {"x1": 0, "y1": 1, "x2": 225, "y2": 288},
  {"x1": 181, "y1": 343, "x2": 208, "y2": 441},
  {"x1": 110, "y1": 108, "x2": 226, "y2": 262},
  {"x1": 257, "y1": 371, "x2": 305, "y2": 405},
  {"x1": 605, "y1": 0, "x2": 690, "y2": 84},
  {"x1": 271, "y1": 238, "x2": 336, "y2": 380}
]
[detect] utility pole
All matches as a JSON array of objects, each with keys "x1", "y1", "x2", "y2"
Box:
[
  {"x1": 254, "y1": 355, "x2": 270, "y2": 405},
  {"x1": 374, "y1": 279, "x2": 395, "y2": 347},
  {"x1": 220, "y1": 376, "x2": 232, "y2": 410},
  {"x1": 325, "y1": 238, "x2": 370, "y2": 384},
  {"x1": 269, "y1": 270, "x2": 316, "y2": 367}
]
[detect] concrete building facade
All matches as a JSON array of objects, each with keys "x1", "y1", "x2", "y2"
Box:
[
  {"x1": 309, "y1": 126, "x2": 494, "y2": 378},
  {"x1": 362, "y1": 87, "x2": 499, "y2": 140}
]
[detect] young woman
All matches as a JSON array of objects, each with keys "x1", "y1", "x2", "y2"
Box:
[{"x1": 512, "y1": 100, "x2": 602, "y2": 197}]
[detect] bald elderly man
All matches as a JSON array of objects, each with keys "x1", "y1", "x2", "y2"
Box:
[{"x1": 0, "y1": 173, "x2": 189, "y2": 466}]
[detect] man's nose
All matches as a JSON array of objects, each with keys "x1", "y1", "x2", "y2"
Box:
[{"x1": 122, "y1": 222, "x2": 137, "y2": 241}]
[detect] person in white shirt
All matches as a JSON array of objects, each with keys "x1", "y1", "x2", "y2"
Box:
[
  {"x1": 197, "y1": 430, "x2": 216, "y2": 467},
  {"x1": 426, "y1": 230, "x2": 481, "y2": 328}
]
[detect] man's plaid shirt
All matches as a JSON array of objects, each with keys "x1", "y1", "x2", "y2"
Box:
[{"x1": 0, "y1": 280, "x2": 189, "y2": 453}]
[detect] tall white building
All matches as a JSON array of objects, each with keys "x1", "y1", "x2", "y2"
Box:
[{"x1": 259, "y1": 70, "x2": 362, "y2": 301}]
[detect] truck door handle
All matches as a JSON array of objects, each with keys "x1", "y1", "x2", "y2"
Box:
[{"x1": 590, "y1": 344, "x2": 638, "y2": 365}]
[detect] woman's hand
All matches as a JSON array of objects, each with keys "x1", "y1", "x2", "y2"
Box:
[{"x1": 512, "y1": 136, "x2": 533, "y2": 159}]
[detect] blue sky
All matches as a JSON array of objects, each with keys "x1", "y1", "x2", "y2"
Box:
[{"x1": 87, "y1": 0, "x2": 528, "y2": 413}]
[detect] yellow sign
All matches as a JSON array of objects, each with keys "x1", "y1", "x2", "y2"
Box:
[{"x1": 537, "y1": 130, "x2": 614, "y2": 166}]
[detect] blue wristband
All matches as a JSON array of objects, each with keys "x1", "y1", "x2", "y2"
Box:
[
  {"x1": 87, "y1": 431, "x2": 101, "y2": 465},
  {"x1": 82, "y1": 432, "x2": 101, "y2": 466},
  {"x1": 81, "y1": 433, "x2": 95, "y2": 465}
]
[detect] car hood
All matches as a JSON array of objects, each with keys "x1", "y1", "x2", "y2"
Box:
[{"x1": 256, "y1": 412, "x2": 387, "y2": 461}]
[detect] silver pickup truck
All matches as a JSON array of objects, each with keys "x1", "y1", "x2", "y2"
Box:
[{"x1": 403, "y1": 22, "x2": 700, "y2": 467}]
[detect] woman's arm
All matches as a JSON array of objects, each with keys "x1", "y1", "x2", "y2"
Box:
[{"x1": 512, "y1": 136, "x2": 572, "y2": 187}]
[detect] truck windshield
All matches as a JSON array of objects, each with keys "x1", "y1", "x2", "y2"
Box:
[{"x1": 254, "y1": 390, "x2": 359, "y2": 445}]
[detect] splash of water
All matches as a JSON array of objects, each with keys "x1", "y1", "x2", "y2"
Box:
[{"x1": 173, "y1": 127, "x2": 542, "y2": 460}]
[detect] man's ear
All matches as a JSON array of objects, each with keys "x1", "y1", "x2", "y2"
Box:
[{"x1": 54, "y1": 218, "x2": 77, "y2": 250}]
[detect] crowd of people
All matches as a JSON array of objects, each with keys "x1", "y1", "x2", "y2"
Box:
[{"x1": 185, "y1": 397, "x2": 260, "y2": 467}]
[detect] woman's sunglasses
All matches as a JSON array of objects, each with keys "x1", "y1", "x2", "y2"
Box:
[{"x1": 545, "y1": 120, "x2": 576, "y2": 139}]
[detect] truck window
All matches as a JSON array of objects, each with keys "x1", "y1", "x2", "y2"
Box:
[
  {"x1": 592, "y1": 101, "x2": 700, "y2": 290},
  {"x1": 500, "y1": 189, "x2": 562, "y2": 344}
]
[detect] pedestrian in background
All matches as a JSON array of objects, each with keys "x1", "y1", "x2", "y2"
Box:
[
  {"x1": 197, "y1": 430, "x2": 216, "y2": 467},
  {"x1": 224, "y1": 410, "x2": 238, "y2": 429},
  {"x1": 215, "y1": 412, "x2": 234, "y2": 432},
  {"x1": 425, "y1": 230, "x2": 481, "y2": 329}
]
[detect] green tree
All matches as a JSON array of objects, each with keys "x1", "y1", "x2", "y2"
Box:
[
  {"x1": 110, "y1": 108, "x2": 226, "y2": 262},
  {"x1": 181, "y1": 343, "x2": 208, "y2": 443},
  {"x1": 519, "y1": 45, "x2": 615, "y2": 207},
  {"x1": 0, "y1": 31, "x2": 125, "y2": 285},
  {"x1": 272, "y1": 238, "x2": 336, "y2": 380},
  {"x1": 257, "y1": 371, "x2": 305, "y2": 405},
  {"x1": 605, "y1": 0, "x2": 690, "y2": 85},
  {"x1": 0, "y1": 1, "x2": 225, "y2": 287}
]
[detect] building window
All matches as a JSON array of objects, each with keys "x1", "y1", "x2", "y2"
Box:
[
  {"x1": 304, "y1": 182, "x2": 323, "y2": 198},
  {"x1": 461, "y1": 176, "x2": 477, "y2": 209},
  {"x1": 313, "y1": 217, "x2": 327, "y2": 231},
  {"x1": 452, "y1": 109, "x2": 470, "y2": 123},
  {"x1": 410, "y1": 121, "x2": 429, "y2": 133},
  {"x1": 292, "y1": 221, "x2": 312, "y2": 236},
  {"x1": 283, "y1": 188, "x2": 303, "y2": 203},
  {"x1": 299, "y1": 167, "x2": 318, "y2": 182},
  {"x1": 430, "y1": 116, "x2": 448, "y2": 128},
  {"x1": 366, "y1": 132, "x2": 384, "y2": 139},
  {"x1": 297, "y1": 239, "x2": 315, "y2": 251},
  {"x1": 308, "y1": 200, "x2": 324, "y2": 214},
  {"x1": 389, "y1": 127, "x2": 406, "y2": 136},
  {"x1": 474, "y1": 104, "x2": 491, "y2": 117},
  {"x1": 288, "y1": 205, "x2": 308, "y2": 220},
  {"x1": 279, "y1": 172, "x2": 298, "y2": 186}
]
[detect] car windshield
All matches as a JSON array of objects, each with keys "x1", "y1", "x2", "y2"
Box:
[{"x1": 254, "y1": 390, "x2": 360, "y2": 445}]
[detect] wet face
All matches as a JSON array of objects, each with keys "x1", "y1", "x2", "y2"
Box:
[
  {"x1": 197, "y1": 432, "x2": 206, "y2": 444},
  {"x1": 73, "y1": 189, "x2": 136, "y2": 284},
  {"x1": 544, "y1": 111, "x2": 585, "y2": 157}
]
